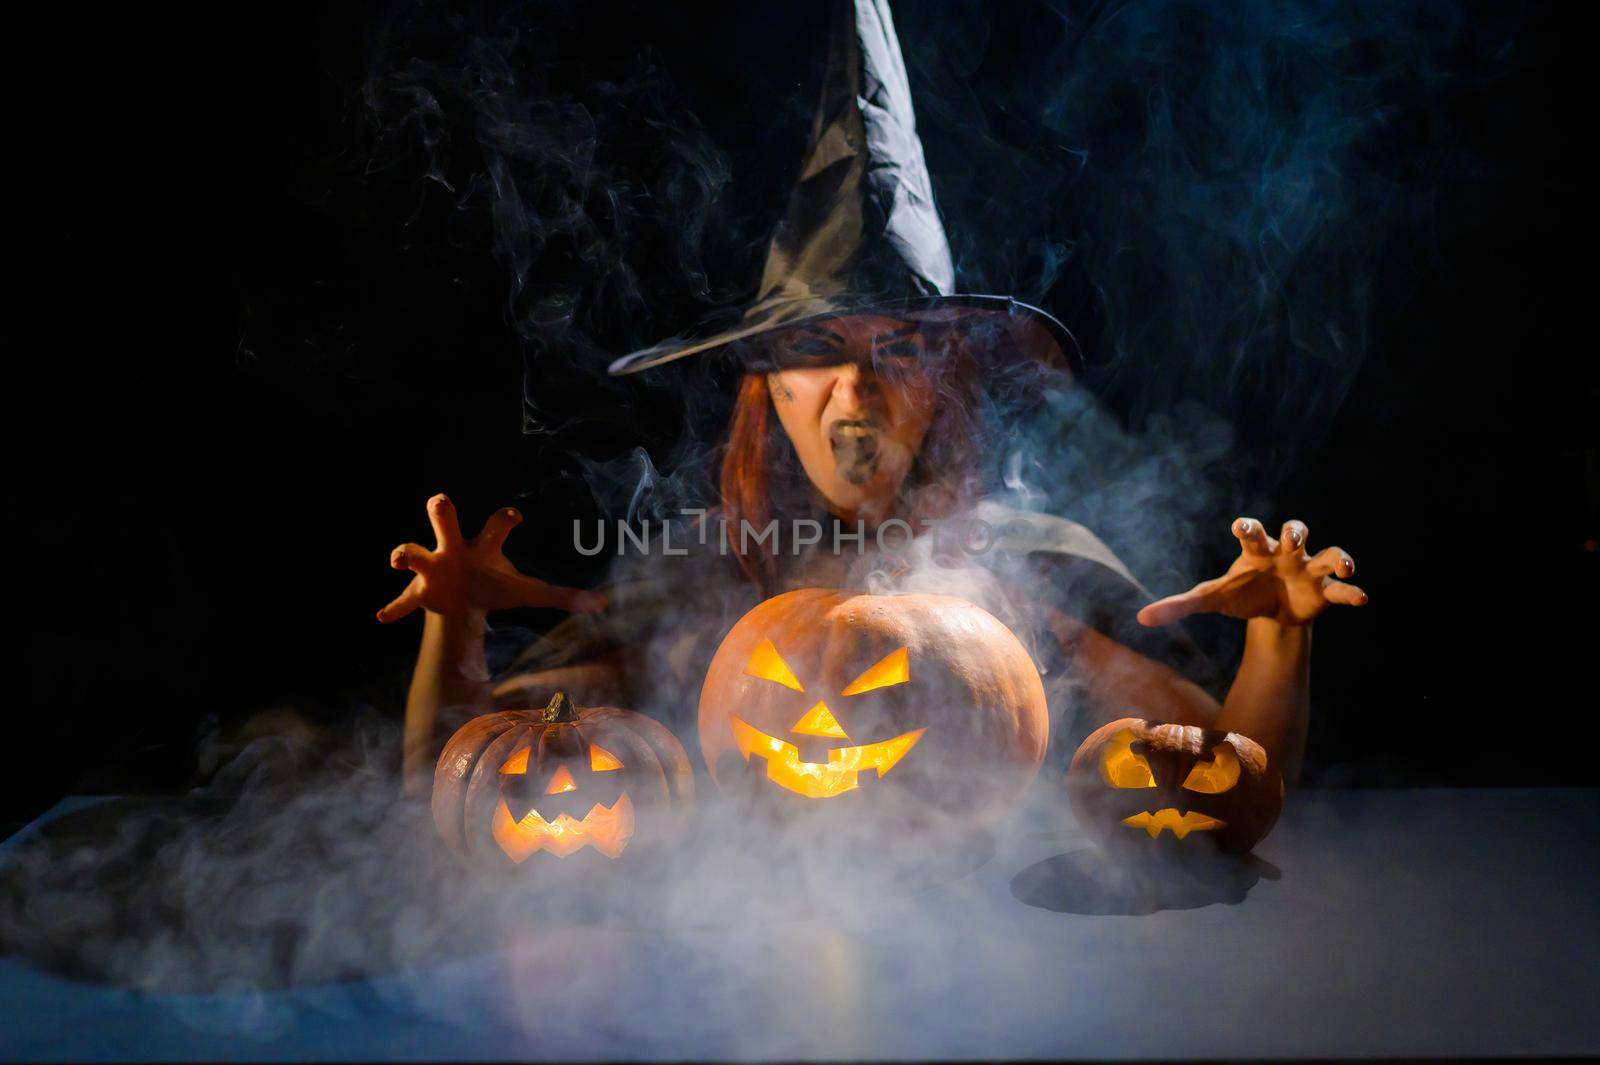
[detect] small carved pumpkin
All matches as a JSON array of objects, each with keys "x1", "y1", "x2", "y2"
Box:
[
  {"x1": 699, "y1": 588, "x2": 1049, "y2": 825},
  {"x1": 433, "y1": 692, "x2": 694, "y2": 867},
  {"x1": 1068, "y1": 718, "x2": 1282, "y2": 854}
]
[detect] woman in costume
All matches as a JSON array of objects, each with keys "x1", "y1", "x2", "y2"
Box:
[{"x1": 380, "y1": 0, "x2": 1365, "y2": 794}]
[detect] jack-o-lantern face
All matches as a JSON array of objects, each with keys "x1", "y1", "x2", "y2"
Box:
[
  {"x1": 728, "y1": 639, "x2": 927, "y2": 798},
  {"x1": 491, "y1": 733, "x2": 636, "y2": 861},
  {"x1": 700, "y1": 589, "x2": 1049, "y2": 825},
  {"x1": 1068, "y1": 718, "x2": 1282, "y2": 855},
  {"x1": 433, "y1": 693, "x2": 695, "y2": 869}
]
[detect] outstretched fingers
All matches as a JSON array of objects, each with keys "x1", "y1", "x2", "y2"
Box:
[
  {"x1": 381, "y1": 544, "x2": 432, "y2": 622},
  {"x1": 427, "y1": 494, "x2": 464, "y2": 551},
  {"x1": 1307, "y1": 545, "x2": 1355, "y2": 579},
  {"x1": 1233, "y1": 517, "x2": 1274, "y2": 556},
  {"x1": 1323, "y1": 580, "x2": 1370, "y2": 607},
  {"x1": 391, "y1": 543, "x2": 434, "y2": 573},
  {"x1": 1137, "y1": 576, "x2": 1228, "y2": 627},
  {"x1": 474, "y1": 507, "x2": 523, "y2": 553},
  {"x1": 1279, "y1": 519, "x2": 1308, "y2": 555},
  {"x1": 377, "y1": 581, "x2": 424, "y2": 623}
]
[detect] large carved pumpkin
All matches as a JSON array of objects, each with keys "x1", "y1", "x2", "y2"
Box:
[
  {"x1": 698, "y1": 588, "x2": 1049, "y2": 826},
  {"x1": 1068, "y1": 718, "x2": 1282, "y2": 855},
  {"x1": 433, "y1": 692, "x2": 694, "y2": 868}
]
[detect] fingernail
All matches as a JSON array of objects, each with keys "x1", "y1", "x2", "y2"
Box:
[
  {"x1": 507, "y1": 508, "x2": 521, "y2": 520},
  {"x1": 1238, "y1": 520, "x2": 1251, "y2": 534}
]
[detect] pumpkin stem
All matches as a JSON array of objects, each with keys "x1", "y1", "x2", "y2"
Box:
[{"x1": 541, "y1": 691, "x2": 580, "y2": 724}]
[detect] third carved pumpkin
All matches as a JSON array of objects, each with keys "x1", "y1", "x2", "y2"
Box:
[{"x1": 1068, "y1": 717, "x2": 1282, "y2": 855}]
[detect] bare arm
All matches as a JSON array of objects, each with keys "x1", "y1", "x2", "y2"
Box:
[
  {"x1": 1046, "y1": 609, "x2": 1221, "y2": 729},
  {"x1": 1056, "y1": 604, "x2": 1325, "y2": 787},
  {"x1": 1215, "y1": 617, "x2": 1311, "y2": 784},
  {"x1": 1132, "y1": 516, "x2": 1366, "y2": 787},
  {"x1": 379, "y1": 494, "x2": 607, "y2": 794},
  {"x1": 401, "y1": 609, "x2": 491, "y2": 793}
]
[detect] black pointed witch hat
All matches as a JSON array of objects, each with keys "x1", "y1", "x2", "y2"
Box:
[{"x1": 607, "y1": 0, "x2": 1080, "y2": 377}]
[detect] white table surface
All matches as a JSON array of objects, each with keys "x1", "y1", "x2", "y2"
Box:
[{"x1": 1, "y1": 787, "x2": 1595, "y2": 1061}]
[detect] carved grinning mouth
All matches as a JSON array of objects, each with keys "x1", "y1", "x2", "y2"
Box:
[
  {"x1": 491, "y1": 793, "x2": 635, "y2": 861},
  {"x1": 729, "y1": 715, "x2": 925, "y2": 799},
  {"x1": 1121, "y1": 808, "x2": 1225, "y2": 840}
]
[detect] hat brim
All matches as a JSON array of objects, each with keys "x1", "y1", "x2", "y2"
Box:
[{"x1": 606, "y1": 294, "x2": 1082, "y2": 377}]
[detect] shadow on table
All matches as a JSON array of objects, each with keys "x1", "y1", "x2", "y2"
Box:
[{"x1": 1010, "y1": 846, "x2": 1281, "y2": 915}]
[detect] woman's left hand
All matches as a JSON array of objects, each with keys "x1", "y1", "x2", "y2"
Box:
[{"x1": 1137, "y1": 518, "x2": 1368, "y2": 628}]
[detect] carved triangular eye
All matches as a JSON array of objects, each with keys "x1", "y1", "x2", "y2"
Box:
[
  {"x1": 744, "y1": 638, "x2": 805, "y2": 691},
  {"x1": 840, "y1": 646, "x2": 910, "y2": 696},
  {"x1": 791, "y1": 701, "x2": 849, "y2": 739},
  {"x1": 1100, "y1": 729, "x2": 1157, "y2": 789},
  {"x1": 1182, "y1": 745, "x2": 1241, "y2": 793},
  {"x1": 589, "y1": 744, "x2": 624, "y2": 772},
  {"x1": 499, "y1": 747, "x2": 531, "y2": 775}
]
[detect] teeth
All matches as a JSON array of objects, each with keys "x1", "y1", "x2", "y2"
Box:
[{"x1": 835, "y1": 425, "x2": 873, "y2": 437}]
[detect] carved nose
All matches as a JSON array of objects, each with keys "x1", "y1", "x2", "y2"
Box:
[
  {"x1": 791, "y1": 700, "x2": 847, "y2": 739},
  {"x1": 545, "y1": 765, "x2": 578, "y2": 795},
  {"x1": 791, "y1": 700, "x2": 848, "y2": 763},
  {"x1": 1146, "y1": 753, "x2": 1188, "y2": 812}
]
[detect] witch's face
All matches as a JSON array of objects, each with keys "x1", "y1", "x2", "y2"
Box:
[{"x1": 766, "y1": 315, "x2": 939, "y2": 520}]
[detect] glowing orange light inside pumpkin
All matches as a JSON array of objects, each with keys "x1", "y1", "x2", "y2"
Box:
[
  {"x1": 839, "y1": 646, "x2": 910, "y2": 696},
  {"x1": 1121, "y1": 808, "x2": 1225, "y2": 839},
  {"x1": 589, "y1": 744, "x2": 624, "y2": 772},
  {"x1": 1099, "y1": 728, "x2": 1157, "y2": 788},
  {"x1": 791, "y1": 701, "x2": 848, "y2": 739},
  {"x1": 732, "y1": 641, "x2": 922, "y2": 797},
  {"x1": 728, "y1": 715, "x2": 926, "y2": 799},
  {"x1": 1181, "y1": 744, "x2": 1241, "y2": 793},
  {"x1": 491, "y1": 793, "x2": 636, "y2": 861},
  {"x1": 499, "y1": 746, "x2": 531, "y2": 775},
  {"x1": 545, "y1": 764, "x2": 578, "y2": 794},
  {"x1": 744, "y1": 638, "x2": 805, "y2": 691}
]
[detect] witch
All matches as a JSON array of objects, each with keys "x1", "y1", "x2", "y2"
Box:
[{"x1": 380, "y1": 0, "x2": 1365, "y2": 796}]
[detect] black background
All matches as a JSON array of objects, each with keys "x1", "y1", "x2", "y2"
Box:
[{"x1": 15, "y1": 0, "x2": 1594, "y2": 836}]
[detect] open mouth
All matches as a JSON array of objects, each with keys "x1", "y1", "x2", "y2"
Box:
[
  {"x1": 728, "y1": 715, "x2": 925, "y2": 799},
  {"x1": 828, "y1": 419, "x2": 880, "y2": 485},
  {"x1": 1121, "y1": 808, "x2": 1225, "y2": 840},
  {"x1": 491, "y1": 793, "x2": 635, "y2": 861}
]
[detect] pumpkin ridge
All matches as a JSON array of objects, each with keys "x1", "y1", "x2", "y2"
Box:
[{"x1": 432, "y1": 711, "x2": 524, "y2": 857}]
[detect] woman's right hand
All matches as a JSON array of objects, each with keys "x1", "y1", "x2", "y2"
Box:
[{"x1": 377, "y1": 494, "x2": 608, "y2": 622}]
